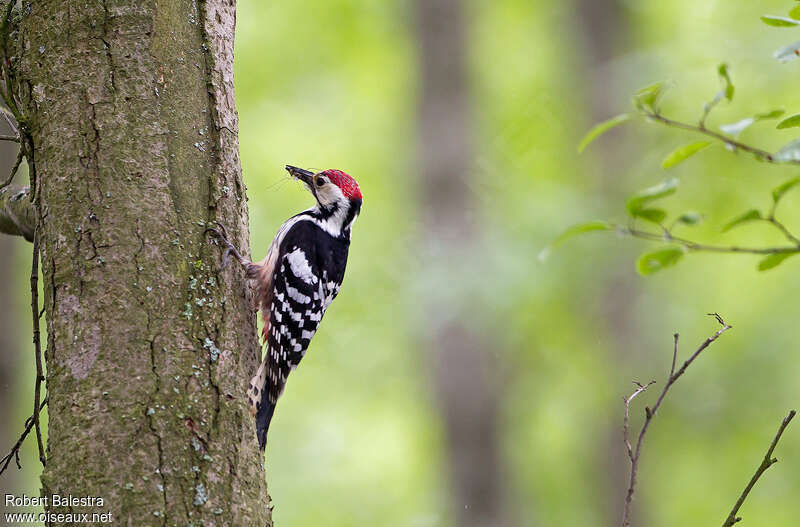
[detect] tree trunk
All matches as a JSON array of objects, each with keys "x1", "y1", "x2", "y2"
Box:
[
  {"x1": 416, "y1": 1, "x2": 508, "y2": 526},
  {"x1": 7, "y1": 1, "x2": 272, "y2": 524}
]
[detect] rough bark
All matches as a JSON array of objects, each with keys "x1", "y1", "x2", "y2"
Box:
[
  {"x1": 416, "y1": 1, "x2": 508, "y2": 526},
  {"x1": 8, "y1": 1, "x2": 271, "y2": 525}
]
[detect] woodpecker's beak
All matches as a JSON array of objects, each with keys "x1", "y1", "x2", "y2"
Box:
[{"x1": 285, "y1": 165, "x2": 314, "y2": 186}]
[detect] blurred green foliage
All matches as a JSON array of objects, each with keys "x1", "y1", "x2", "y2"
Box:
[
  {"x1": 6, "y1": 1, "x2": 800, "y2": 526},
  {"x1": 571, "y1": 3, "x2": 800, "y2": 274}
]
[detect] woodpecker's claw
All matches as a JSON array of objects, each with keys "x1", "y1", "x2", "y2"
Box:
[
  {"x1": 220, "y1": 247, "x2": 233, "y2": 271},
  {"x1": 205, "y1": 222, "x2": 245, "y2": 270}
]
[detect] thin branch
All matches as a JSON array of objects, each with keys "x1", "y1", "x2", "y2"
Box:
[
  {"x1": 0, "y1": 396, "x2": 48, "y2": 476},
  {"x1": 662, "y1": 314, "x2": 731, "y2": 392},
  {"x1": 623, "y1": 381, "x2": 656, "y2": 461},
  {"x1": 644, "y1": 111, "x2": 791, "y2": 164},
  {"x1": 621, "y1": 315, "x2": 732, "y2": 527},
  {"x1": 669, "y1": 332, "x2": 678, "y2": 378},
  {"x1": 618, "y1": 226, "x2": 800, "y2": 255},
  {"x1": 0, "y1": 231, "x2": 47, "y2": 478},
  {"x1": 30, "y1": 230, "x2": 45, "y2": 467},
  {"x1": 721, "y1": 410, "x2": 796, "y2": 527},
  {"x1": 764, "y1": 217, "x2": 800, "y2": 246},
  {"x1": 0, "y1": 0, "x2": 46, "y2": 479}
]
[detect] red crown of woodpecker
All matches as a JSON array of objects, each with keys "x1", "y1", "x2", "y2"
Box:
[{"x1": 321, "y1": 169, "x2": 362, "y2": 200}]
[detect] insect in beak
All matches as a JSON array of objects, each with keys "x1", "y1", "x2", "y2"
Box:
[{"x1": 285, "y1": 165, "x2": 314, "y2": 186}]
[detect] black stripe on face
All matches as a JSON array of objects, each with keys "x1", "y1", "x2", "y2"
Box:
[
  {"x1": 315, "y1": 201, "x2": 339, "y2": 221},
  {"x1": 342, "y1": 199, "x2": 362, "y2": 233}
]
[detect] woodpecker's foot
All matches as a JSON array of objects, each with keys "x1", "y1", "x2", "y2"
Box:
[{"x1": 205, "y1": 222, "x2": 245, "y2": 271}]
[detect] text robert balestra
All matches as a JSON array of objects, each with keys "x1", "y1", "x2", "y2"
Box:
[{"x1": 5, "y1": 494, "x2": 106, "y2": 508}]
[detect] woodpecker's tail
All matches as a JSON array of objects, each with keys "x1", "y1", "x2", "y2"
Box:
[
  {"x1": 255, "y1": 400, "x2": 275, "y2": 451},
  {"x1": 247, "y1": 360, "x2": 274, "y2": 451}
]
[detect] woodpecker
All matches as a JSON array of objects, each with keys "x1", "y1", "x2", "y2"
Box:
[{"x1": 208, "y1": 165, "x2": 362, "y2": 450}]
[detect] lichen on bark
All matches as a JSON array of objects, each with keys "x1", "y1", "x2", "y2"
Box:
[{"x1": 9, "y1": 0, "x2": 272, "y2": 524}]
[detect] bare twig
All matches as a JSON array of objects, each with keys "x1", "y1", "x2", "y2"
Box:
[
  {"x1": 0, "y1": 228, "x2": 47, "y2": 477},
  {"x1": 0, "y1": 396, "x2": 48, "y2": 476},
  {"x1": 623, "y1": 381, "x2": 655, "y2": 461},
  {"x1": 0, "y1": 0, "x2": 46, "y2": 479},
  {"x1": 764, "y1": 217, "x2": 800, "y2": 247},
  {"x1": 621, "y1": 315, "x2": 732, "y2": 527},
  {"x1": 30, "y1": 230, "x2": 45, "y2": 467},
  {"x1": 720, "y1": 410, "x2": 796, "y2": 527},
  {"x1": 662, "y1": 314, "x2": 731, "y2": 391}
]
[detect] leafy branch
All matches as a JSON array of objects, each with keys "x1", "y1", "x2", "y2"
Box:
[
  {"x1": 541, "y1": 174, "x2": 800, "y2": 274},
  {"x1": 644, "y1": 112, "x2": 785, "y2": 164},
  {"x1": 549, "y1": 3, "x2": 800, "y2": 274}
]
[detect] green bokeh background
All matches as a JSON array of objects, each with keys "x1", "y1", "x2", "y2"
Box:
[{"x1": 3, "y1": 1, "x2": 800, "y2": 526}]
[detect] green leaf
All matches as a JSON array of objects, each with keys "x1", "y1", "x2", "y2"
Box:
[
  {"x1": 717, "y1": 63, "x2": 734, "y2": 101},
  {"x1": 636, "y1": 248, "x2": 684, "y2": 276},
  {"x1": 791, "y1": 5, "x2": 800, "y2": 19},
  {"x1": 538, "y1": 221, "x2": 612, "y2": 261},
  {"x1": 633, "y1": 208, "x2": 667, "y2": 224},
  {"x1": 755, "y1": 108, "x2": 786, "y2": 120},
  {"x1": 772, "y1": 176, "x2": 800, "y2": 203},
  {"x1": 774, "y1": 139, "x2": 800, "y2": 162},
  {"x1": 761, "y1": 15, "x2": 800, "y2": 26},
  {"x1": 633, "y1": 82, "x2": 666, "y2": 112},
  {"x1": 577, "y1": 114, "x2": 631, "y2": 153},
  {"x1": 661, "y1": 141, "x2": 712, "y2": 169},
  {"x1": 757, "y1": 253, "x2": 797, "y2": 271},
  {"x1": 626, "y1": 178, "x2": 679, "y2": 216},
  {"x1": 722, "y1": 209, "x2": 762, "y2": 232},
  {"x1": 774, "y1": 41, "x2": 800, "y2": 63},
  {"x1": 777, "y1": 113, "x2": 800, "y2": 129},
  {"x1": 549, "y1": 221, "x2": 611, "y2": 246},
  {"x1": 675, "y1": 212, "x2": 702, "y2": 225},
  {"x1": 701, "y1": 65, "x2": 734, "y2": 121}
]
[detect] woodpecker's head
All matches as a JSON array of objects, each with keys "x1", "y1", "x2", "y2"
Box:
[{"x1": 286, "y1": 165, "x2": 363, "y2": 237}]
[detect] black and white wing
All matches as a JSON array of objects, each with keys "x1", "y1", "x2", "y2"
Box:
[{"x1": 247, "y1": 226, "x2": 337, "y2": 450}]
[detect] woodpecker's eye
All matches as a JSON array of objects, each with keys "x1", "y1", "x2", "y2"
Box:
[{"x1": 315, "y1": 177, "x2": 326, "y2": 187}]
